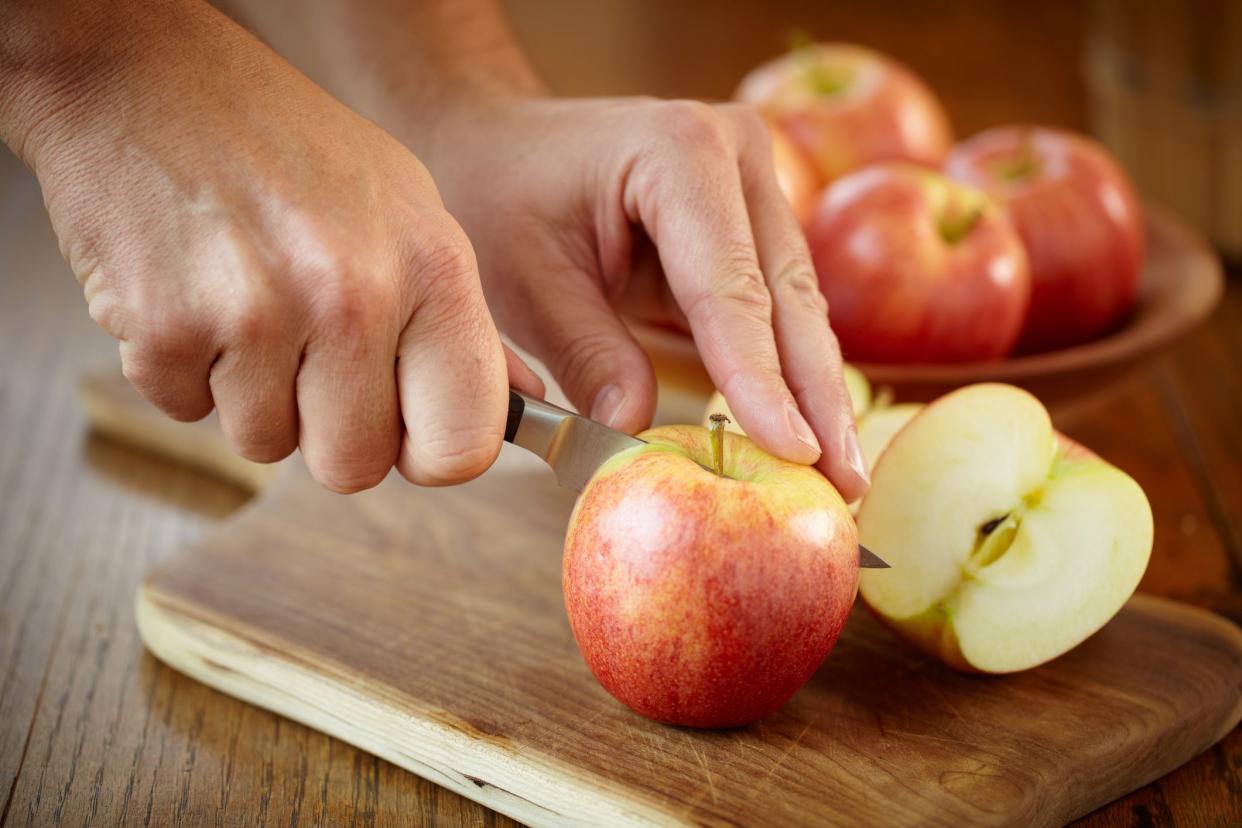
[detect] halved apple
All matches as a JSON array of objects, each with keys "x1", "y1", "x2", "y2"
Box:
[
  {"x1": 850, "y1": 401, "x2": 922, "y2": 516},
  {"x1": 858, "y1": 383, "x2": 1152, "y2": 673}
]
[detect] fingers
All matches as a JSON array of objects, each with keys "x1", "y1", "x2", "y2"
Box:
[
  {"x1": 295, "y1": 277, "x2": 403, "y2": 493},
  {"x1": 394, "y1": 232, "x2": 509, "y2": 486},
  {"x1": 504, "y1": 343, "x2": 546, "y2": 399},
  {"x1": 118, "y1": 331, "x2": 215, "y2": 423},
  {"x1": 733, "y1": 107, "x2": 870, "y2": 501},
  {"x1": 209, "y1": 335, "x2": 300, "y2": 464},
  {"x1": 504, "y1": 244, "x2": 657, "y2": 433},
  {"x1": 633, "y1": 101, "x2": 819, "y2": 465}
]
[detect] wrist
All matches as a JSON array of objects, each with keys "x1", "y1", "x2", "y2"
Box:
[
  {"x1": 0, "y1": 0, "x2": 216, "y2": 174},
  {"x1": 282, "y1": 1, "x2": 547, "y2": 166}
]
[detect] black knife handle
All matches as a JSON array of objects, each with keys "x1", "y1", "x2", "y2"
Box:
[{"x1": 504, "y1": 389, "x2": 525, "y2": 444}]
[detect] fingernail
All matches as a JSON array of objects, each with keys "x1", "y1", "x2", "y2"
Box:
[
  {"x1": 591, "y1": 384, "x2": 627, "y2": 428},
  {"x1": 786, "y1": 404, "x2": 821, "y2": 457},
  {"x1": 844, "y1": 424, "x2": 870, "y2": 485}
]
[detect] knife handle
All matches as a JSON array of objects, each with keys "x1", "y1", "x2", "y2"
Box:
[{"x1": 505, "y1": 389, "x2": 525, "y2": 444}]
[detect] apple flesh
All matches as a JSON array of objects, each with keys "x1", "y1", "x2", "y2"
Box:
[
  {"x1": 858, "y1": 384, "x2": 1153, "y2": 673},
  {"x1": 769, "y1": 123, "x2": 822, "y2": 224},
  {"x1": 563, "y1": 424, "x2": 858, "y2": 727},
  {"x1": 736, "y1": 43, "x2": 952, "y2": 184},
  {"x1": 851, "y1": 401, "x2": 922, "y2": 516},
  {"x1": 807, "y1": 164, "x2": 1031, "y2": 363},
  {"x1": 945, "y1": 127, "x2": 1145, "y2": 352}
]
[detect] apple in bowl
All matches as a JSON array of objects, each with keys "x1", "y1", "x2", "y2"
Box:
[
  {"x1": 562, "y1": 421, "x2": 858, "y2": 728},
  {"x1": 736, "y1": 43, "x2": 952, "y2": 183},
  {"x1": 769, "y1": 122, "x2": 822, "y2": 224},
  {"x1": 945, "y1": 127, "x2": 1146, "y2": 352},
  {"x1": 858, "y1": 383, "x2": 1153, "y2": 673},
  {"x1": 806, "y1": 164, "x2": 1031, "y2": 363}
]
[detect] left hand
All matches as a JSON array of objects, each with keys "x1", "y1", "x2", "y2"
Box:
[{"x1": 422, "y1": 97, "x2": 870, "y2": 501}]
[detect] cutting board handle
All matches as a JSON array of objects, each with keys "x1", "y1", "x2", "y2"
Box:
[{"x1": 79, "y1": 371, "x2": 276, "y2": 492}]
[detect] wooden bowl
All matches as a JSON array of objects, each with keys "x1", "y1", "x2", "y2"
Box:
[{"x1": 635, "y1": 204, "x2": 1224, "y2": 424}]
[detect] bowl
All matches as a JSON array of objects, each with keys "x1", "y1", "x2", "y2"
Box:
[{"x1": 634, "y1": 204, "x2": 1224, "y2": 424}]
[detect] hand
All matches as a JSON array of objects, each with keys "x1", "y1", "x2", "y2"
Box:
[
  {"x1": 12, "y1": 2, "x2": 541, "y2": 491},
  {"x1": 422, "y1": 97, "x2": 870, "y2": 501}
]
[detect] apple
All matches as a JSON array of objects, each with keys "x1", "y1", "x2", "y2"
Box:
[
  {"x1": 945, "y1": 127, "x2": 1145, "y2": 352},
  {"x1": 702, "y1": 363, "x2": 871, "y2": 434},
  {"x1": 857, "y1": 383, "x2": 1153, "y2": 673},
  {"x1": 736, "y1": 43, "x2": 952, "y2": 184},
  {"x1": 769, "y1": 122, "x2": 822, "y2": 224},
  {"x1": 851, "y1": 399, "x2": 922, "y2": 515},
  {"x1": 806, "y1": 164, "x2": 1031, "y2": 363},
  {"x1": 701, "y1": 371, "x2": 922, "y2": 516},
  {"x1": 563, "y1": 420, "x2": 858, "y2": 727}
]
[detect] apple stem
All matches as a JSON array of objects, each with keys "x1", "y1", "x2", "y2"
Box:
[
  {"x1": 709, "y1": 414, "x2": 730, "y2": 477},
  {"x1": 996, "y1": 131, "x2": 1040, "y2": 182},
  {"x1": 939, "y1": 206, "x2": 983, "y2": 245}
]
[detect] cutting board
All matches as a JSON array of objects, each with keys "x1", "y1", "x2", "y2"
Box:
[{"x1": 83, "y1": 374, "x2": 1242, "y2": 827}]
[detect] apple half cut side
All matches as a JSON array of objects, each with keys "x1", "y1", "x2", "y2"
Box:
[
  {"x1": 850, "y1": 401, "x2": 922, "y2": 516},
  {"x1": 858, "y1": 383, "x2": 1153, "y2": 673}
]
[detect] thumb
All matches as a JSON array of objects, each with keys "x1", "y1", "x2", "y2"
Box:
[{"x1": 395, "y1": 241, "x2": 509, "y2": 486}]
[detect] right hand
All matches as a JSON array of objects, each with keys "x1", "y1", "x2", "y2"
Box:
[{"x1": 17, "y1": 2, "x2": 541, "y2": 491}]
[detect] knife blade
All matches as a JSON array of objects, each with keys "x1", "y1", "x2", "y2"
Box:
[
  {"x1": 503, "y1": 390, "x2": 888, "y2": 568},
  {"x1": 504, "y1": 389, "x2": 644, "y2": 494}
]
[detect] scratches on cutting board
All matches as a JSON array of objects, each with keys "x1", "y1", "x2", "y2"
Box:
[{"x1": 748, "y1": 715, "x2": 820, "y2": 800}]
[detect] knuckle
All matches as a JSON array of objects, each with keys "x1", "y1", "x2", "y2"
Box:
[
  {"x1": 310, "y1": 458, "x2": 391, "y2": 494},
  {"x1": 657, "y1": 100, "x2": 730, "y2": 156},
  {"x1": 690, "y1": 246, "x2": 772, "y2": 324},
  {"x1": 404, "y1": 426, "x2": 500, "y2": 486},
  {"x1": 415, "y1": 226, "x2": 478, "y2": 289},
  {"x1": 121, "y1": 350, "x2": 211, "y2": 422},
  {"x1": 771, "y1": 260, "x2": 828, "y2": 316},
  {"x1": 224, "y1": 291, "x2": 277, "y2": 343},
  {"x1": 225, "y1": 418, "x2": 297, "y2": 464},
  {"x1": 313, "y1": 272, "x2": 391, "y2": 334},
  {"x1": 725, "y1": 103, "x2": 771, "y2": 147}
]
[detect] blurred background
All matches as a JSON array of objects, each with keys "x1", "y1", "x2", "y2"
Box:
[{"x1": 503, "y1": 0, "x2": 1241, "y2": 260}]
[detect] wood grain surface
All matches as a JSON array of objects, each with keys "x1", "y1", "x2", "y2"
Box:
[
  {"x1": 119, "y1": 394, "x2": 1242, "y2": 827},
  {"x1": 3, "y1": 2, "x2": 1242, "y2": 826}
]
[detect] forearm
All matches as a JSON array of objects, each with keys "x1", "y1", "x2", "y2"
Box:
[
  {"x1": 214, "y1": 0, "x2": 544, "y2": 161},
  {"x1": 0, "y1": 0, "x2": 263, "y2": 175}
]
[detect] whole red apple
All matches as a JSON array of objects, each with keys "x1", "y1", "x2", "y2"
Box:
[
  {"x1": 736, "y1": 43, "x2": 952, "y2": 184},
  {"x1": 806, "y1": 164, "x2": 1031, "y2": 363},
  {"x1": 768, "y1": 122, "x2": 822, "y2": 224},
  {"x1": 945, "y1": 127, "x2": 1145, "y2": 352},
  {"x1": 562, "y1": 422, "x2": 858, "y2": 728}
]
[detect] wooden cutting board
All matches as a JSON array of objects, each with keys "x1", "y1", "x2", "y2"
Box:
[{"x1": 84, "y1": 375, "x2": 1242, "y2": 827}]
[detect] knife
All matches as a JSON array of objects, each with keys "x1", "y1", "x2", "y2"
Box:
[{"x1": 503, "y1": 390, "x2": 889, "y2": 569}]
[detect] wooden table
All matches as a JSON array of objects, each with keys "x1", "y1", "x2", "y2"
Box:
[{"x1": 2, "y1": 4, "x2": 1239, "y2": 824}]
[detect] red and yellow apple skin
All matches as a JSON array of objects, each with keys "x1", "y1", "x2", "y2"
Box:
[
  {"x1": 736, "y1": 43, "x2": 952, "y2": 184},
  {"x1": 806, "y1": 164, "x2": 1031, "y2": 363},
  {"x1": 769, "y1": 123, "x2": 822, "y2": 224},
  {"x1": 562, "y1": 425, "x2": 858, "y2": 728},
  {"x1": 945, "y1": 127, "x2": 1146, "y2": 353}
]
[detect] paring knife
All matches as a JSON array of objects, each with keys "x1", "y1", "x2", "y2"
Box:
[{"x1": 503, "y1": 390, "x2": 890, "y2": 569}]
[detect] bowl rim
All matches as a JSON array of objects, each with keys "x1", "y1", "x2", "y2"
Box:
[{"x1": 630, "y1": 202, "x2": 1224, "y2": 385}]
